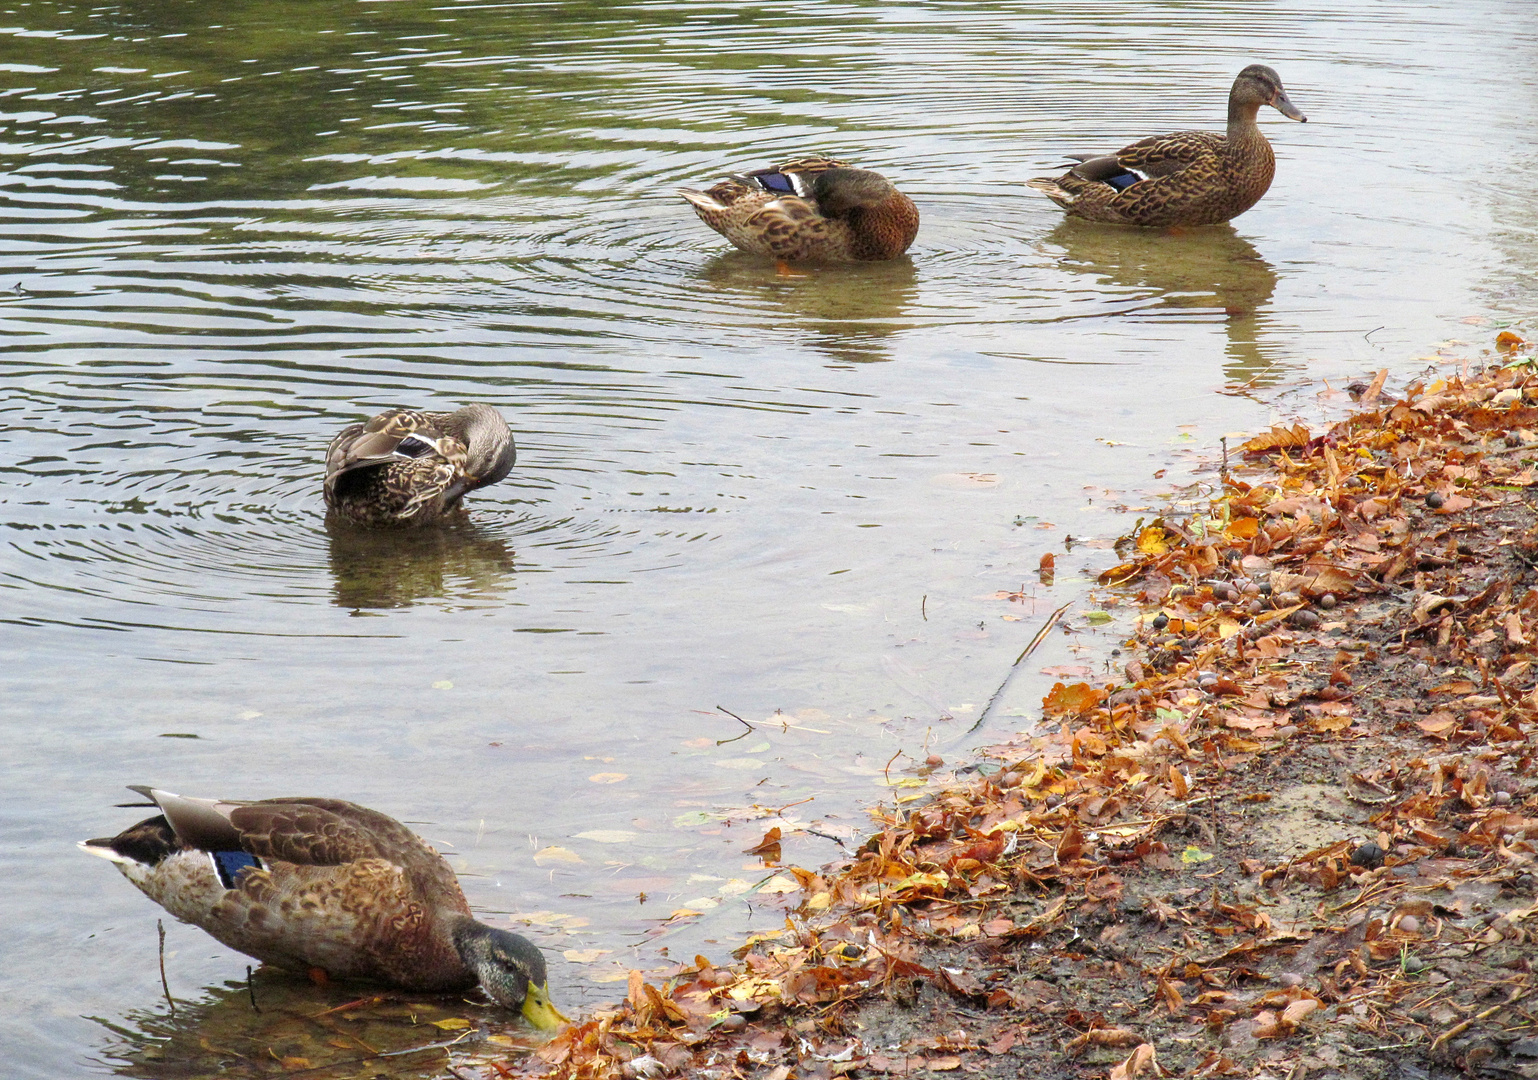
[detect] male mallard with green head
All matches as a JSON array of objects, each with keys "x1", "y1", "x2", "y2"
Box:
[
  {"x1": 324, "y1": 404, "x2": 516, "y2": 528},
  {"x1": 82, "y1": 787, "x2": 567, "y2": 1029},
  {"x1": 1028, "y1": 65, "x2": 1307, "y2": 227},
  {"x1": 680, "y1": 156, "x2": 919, "y2": 262}
]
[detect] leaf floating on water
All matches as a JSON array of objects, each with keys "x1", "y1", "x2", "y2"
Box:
[
  {"x1": 158, "y1": 732, "x2": 200, "y2": 739},
  {"x1": 533, "y1": 846, "x2": 584, "y2": 866},
  {"x1": 563, "y1": 949, "x2": 611, "y2": 963},
  {"x1": 757, "y1": 875, "x2": 799, "y2": 894},
  {"x1": 587, "y1": 772, "x2": 628, "y2": 784},
  {"x1": 431, "y1": 1017, "x2": 471, "y2": 1031},
  {"x1": 575, "y1": 829, "x2": 637, "y2": 844},
  {"x1": 431, "y1": 680, "x2": 454, "y2": 690}
]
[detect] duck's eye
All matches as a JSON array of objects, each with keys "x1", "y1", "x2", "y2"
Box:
[{"x1": 396, "y1": 435, "x2": 435, "y2": 458}]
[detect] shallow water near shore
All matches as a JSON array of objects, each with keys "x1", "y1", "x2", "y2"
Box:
[{"x1": 1, "y1": 0, "x2": 1535, "y2": 1074}]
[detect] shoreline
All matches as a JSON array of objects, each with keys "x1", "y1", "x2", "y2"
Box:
[{"x1": 527, "y1": 341, "x2": 1538, "y2": 1080}]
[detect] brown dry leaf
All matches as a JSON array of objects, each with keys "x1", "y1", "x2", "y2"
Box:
[
  {"x1": 1496, "y1": 331, "x2": 1526, "y2": 350},
  {"x1": 1109, "y1": 1043, "x2": 1157, "y2": 1080},
  {"x1": 1243, "y1": 424, "x2": 1311, "y2": 454},
  {"x1": 1064, "y1": 1028, "x2": 1142, "y2": 1055},
  {"x1": 927, "y1": 1056, "x2": 962, "y2": 1071},
  {"x1": 1043, "y1": 682, "x2": 1106, "y2": 716}
]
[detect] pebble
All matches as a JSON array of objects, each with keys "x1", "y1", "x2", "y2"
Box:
[
  {"x1": 1401, "y1": 953, "x2": 1427, "y2": 975},
  {"x1": 1494, "y1": 790, "x2": 1513, "y2": 806},
  {"x1": 1425, "y1": 491, "x2": 1445, "y2": 509},
  {"x1": 1292, "y1": 610, "x2": 1321, "y2": 629},
  {"x1": 1201, "y1": 601, "x2": 1215, "y2": 614},
  {"x1": 1243, "y1": 582, "x2": 1260, "y2": 596},
  {"x1": 1197, "y1": 672, "x2": 1218, "y2": 688},
  {"x1": 1319, "y1": 593, "x2": 1338, "y2": 610},
  {"x1": 1411, "y1": 662, "x2": 1431, "y2": 679},
  {"x1": 925, "y1": 754, "x2": 944, "y2": 767},
  {"x1": 1000, "y1": 771, "x2": 1021, "y2": 787},
  {"x1": 1398, "y1": 914, "x2": 1421, "y2": 935},
  {"x1": 720, "y1": 1014, "x2": 747, "y2": 1032},
  {"x1": 1278, "y1": 972, "x2": 1303, "y2": 987},
  {"x1": 1151, "y1": 613, "x2": 1169, "y2": 631}
]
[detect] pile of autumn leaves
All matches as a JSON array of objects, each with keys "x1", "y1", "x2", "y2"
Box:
[{"x1": 524, "y1": 356, "x2": 1538, "y2": 1080}]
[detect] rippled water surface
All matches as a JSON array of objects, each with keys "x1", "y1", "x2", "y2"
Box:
[{"x1": 3, "y1": 0, "x2": 1536, "y2": 1074}]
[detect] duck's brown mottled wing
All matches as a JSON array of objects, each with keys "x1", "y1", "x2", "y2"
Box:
[
  {"x1": 1113, "y1": 130, "x2": 1224, "y2": 178},
  {"x1": 325, "y1": 410, "x2": 432, "y2": 485},
  {"x1": 231, "y1": 799, "x2": 427, "y2": 867}
]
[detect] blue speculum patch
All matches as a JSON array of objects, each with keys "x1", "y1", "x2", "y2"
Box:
[
  {"x1": 755, "y1": 172, "x2": 795, "y2": 194},
  {"x1": 211, "y1": 850, "x2": 262, "y2": 889}
]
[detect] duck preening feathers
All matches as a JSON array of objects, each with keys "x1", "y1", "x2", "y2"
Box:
[
  {"x1": 324, "y1": 404, "x2": 516, "y2": 528},
  {"x1": 1027, "y1": 65, "x2": 1306, "y2": 227},
  {"x1": 82, "y1": 786, "x2": 566, "y2": 1029},
  {"x1": 679, "y1": 156, "x2": 919, "y2": 261}
]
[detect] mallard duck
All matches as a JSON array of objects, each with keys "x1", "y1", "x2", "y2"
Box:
[
  {"x1": 324, "y1": 404, "x2": 516, "y2": 528},
  {"x1": 1027, "y1": 65, "x2": 1306, "y2": 227},
  {"x1": 679, "y1": 156, "x2": 919, "y2": 261},
  {"x1": 81, "y1": 786, "x2": 567, "y2": 1029}
]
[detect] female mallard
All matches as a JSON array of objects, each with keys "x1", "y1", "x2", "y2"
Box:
[
  {"x1": 679, "y1": 156, "x2": 919, "y2": 262},
  {"x1": 81, "y1": 786, "x2": 567, "y2": 1029},
  {"x1": 324, "y1": 404, "x2": 516, "y2": 528},
  {"x1": 1027, "y1": 65, "x2": 1306, "y2": 227}
]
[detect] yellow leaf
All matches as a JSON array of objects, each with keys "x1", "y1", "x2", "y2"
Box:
[
  {"x1": 574, "y1": 829, "x2": 637, "y2": 844},
  {"x1": 587, "y1": 772, "x2": 628, "y2": 784},
  {"x1": 757, "y1": 875, "x2": 800, "y2": 894},
  {"x1": 563, "y1": 949, "x2": 611, "y2": 963},
  {"x1": 1136, "y1": 526, "x2": 1170, "y2": 555},
  {"x1": 532, "y1": 846, "x2": 584, "y2": 866},
  {"x1": 805, "y1": 891, "x2": 831, "y2": 911},
  {"x1": 1180, "y1": 845, "x2": 1214, "y2": 865},
  {"x1": 431, "y1": 1018, "x2": 471, "y2": 1031}
]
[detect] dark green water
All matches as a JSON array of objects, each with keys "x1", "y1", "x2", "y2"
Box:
[{"x1": 1, "y1": 0, "x2": 1534, "y2": 1074}]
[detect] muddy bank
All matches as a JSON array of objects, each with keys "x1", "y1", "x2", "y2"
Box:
[{"x1": 523, "y1": 350, "x2": 1538, "y2": 1080}]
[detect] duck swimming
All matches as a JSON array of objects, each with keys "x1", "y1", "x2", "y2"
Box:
[
  {"x1": 82, "y1": 786, "x2": 566, "y2": 1029},
  {"x1": 1027, "y1": 65, "x2": 1306, "y2": 227},
  {"x1": 324, "y1": 404, "x2": 516, "y2": 528},
  {"x1": 679, "y1": 156, "x2": 919, "y2": 262}
]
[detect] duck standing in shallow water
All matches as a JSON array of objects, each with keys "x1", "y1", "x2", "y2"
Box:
[
  {"x1": 324, "y1": 404, "x2": 516, "y2": 528},
  {"x1": 82, "y1": 786, "x2": 567, "y2": 1029},
  {"x1": 679, "y1": 156, "x2": 919, "y2": 262},
  {"x1": 1027, "y1": 65, "x2": 1307, "y2": 227}
]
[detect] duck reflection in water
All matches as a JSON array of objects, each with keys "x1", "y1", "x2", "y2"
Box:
[
  {"x1": 94, "y1": 968, "x2": 548, "y2": 1079},
  {"x1": 326, "y1": 517, "x2": 517, "y2": 610},
  {"x1": 695, "y1": 252, "x2": 919, "y2": 366},
  {"x1": 1043, "y1": 220, "x2": 1283, "y2": 383}
]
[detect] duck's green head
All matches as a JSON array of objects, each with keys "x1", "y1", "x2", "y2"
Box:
[{"x1": 455, "y1": 922, "x2": 569, "y2": 1029}]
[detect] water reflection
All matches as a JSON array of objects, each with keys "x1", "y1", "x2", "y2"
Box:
[
  {"x1": 94, "y1": 971, "x2": 537, "y2": 1080},
  {"x1": 326, "y1": 519, "x2": 517, "y2": 611},
  {"x1": 695, "y1": 255, "x2": 918, "y2": 365},
  {"x1": 1043, "y1": 222, "x2": 1284, "y2": 383}
]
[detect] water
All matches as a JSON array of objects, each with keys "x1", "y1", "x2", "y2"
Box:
[{"x1": 2, "y1": 0, "x2": 1534, "y2": 1074}]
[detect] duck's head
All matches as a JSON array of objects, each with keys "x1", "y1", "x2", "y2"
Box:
[
  {"x1": 445, "y1": 404, "x2": 518, "y2": 491},
  {"x1": 811, "y1": 167, "x2": 902, "y2": 218},
  {"x1": 453, "y1": 921, "x2": 568, "y2": 1029},
  {"x1": 1233, "y1": 64, "x2": 1306, "y2": 123}
]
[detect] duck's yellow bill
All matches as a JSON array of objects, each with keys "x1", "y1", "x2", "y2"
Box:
[{"x1": 522, "y1": 983, "x2": 570, "y2": 1030}]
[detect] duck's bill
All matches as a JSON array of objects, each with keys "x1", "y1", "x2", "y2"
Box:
[
  {"x1": 1272, "y1": 90, "x2": 1306, "y2": 122},
  {"x1": 522, "y1": 983, "x2": 570, "y2": 1030}
]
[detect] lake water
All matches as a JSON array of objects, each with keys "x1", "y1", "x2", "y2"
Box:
[{"x1": 2, "y1": 0, "x2": 1534, "y2": 1075}]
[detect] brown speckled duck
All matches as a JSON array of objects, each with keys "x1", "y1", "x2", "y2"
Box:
[
  {"x1": 324, "y1": 404, "x2": 516, "y2": 528},
  {"x1": 679, "y1": 156, "x2": 919, "y2": 261},
  {"x1": 1027, "y1": 65, "x2": 1306, "y2": 227},
  {"x1": 81, "y1": 786, "x2": 567, "y2": 1029}
]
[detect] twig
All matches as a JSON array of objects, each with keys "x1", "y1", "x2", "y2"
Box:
[
  {"x1": 157, "y1": 919, "x2": 175, "y2": 1016},
  {"x1": 921, "y1": 594, "x2": 927, "y2": 622},
  {"x1": 883, "y1": 749, "x2": 904, "y2": 783},
  {"x1": 246, "y1": 965, "x2": 261, "y2": 1013},
  {"x1": 715, "y1": 704, "x2": 753, "y2": 746},
  {"x1": 970, "y1": 602, "x2": 1071, "y2": 733}
]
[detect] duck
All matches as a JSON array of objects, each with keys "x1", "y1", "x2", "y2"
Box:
[
  {"x1": 1027, "y1": 65, "x2": 1307, "y2": 227},
  {"x1": 81, "y1": 786, "x2": 567, "y2": 1029},
  {"x1": 679, "y1": 156, "x2": 919, "y2": 262},
  {"x1": 324, "y1": 404, "x2": 516, "y2": 528}
]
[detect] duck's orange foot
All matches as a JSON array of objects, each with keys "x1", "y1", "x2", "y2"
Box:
[
  {"x1": 307, "y1": 966, "x2": 331, "y2": 987},
  {"x1": 775, "y1": 259, "x2": 800, "y2": 278}
]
